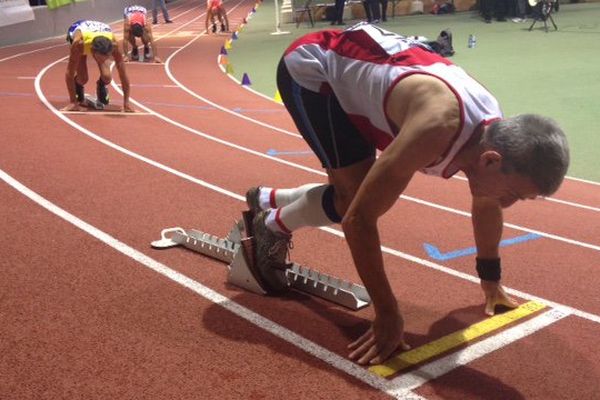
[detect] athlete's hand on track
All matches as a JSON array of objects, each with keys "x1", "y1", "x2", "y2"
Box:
[
  {"x1": 123, "y1": 56, "x2": 130, "y2": 63},
  {"x1": 151, "y1": 57, "x2": 162, "y2": 64},
  {"x1": 348, "y1": 309, "x2": 410, "y2": 365},
  {"x1": 123, "y1": 102, "x2": 135, "y2": 113},
  {"x1": 61, "y1": 102, "x2": 82, "y2": 112},
  {"x1": 481, "y1": 280, "x2": 519, "y2": 315}
]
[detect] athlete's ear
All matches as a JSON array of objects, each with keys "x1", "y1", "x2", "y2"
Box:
[{"x1": 479, "y1": 150, "x2": 502, "y2": 171}]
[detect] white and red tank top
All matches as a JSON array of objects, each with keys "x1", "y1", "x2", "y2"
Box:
[
  {"x1": 124, "y1": 5, "x2": 147, "y2": 26},
  {"x1": 207, "y1": 0, "x2": 223, "y2": 10},
  {"x1": 283, "y1": 23, "x2": 503, "y2": 178}
]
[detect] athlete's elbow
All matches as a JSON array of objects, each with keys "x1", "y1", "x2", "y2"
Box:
[{"x1": 342, "y1": 211, "x2": 372, "y2": 237}]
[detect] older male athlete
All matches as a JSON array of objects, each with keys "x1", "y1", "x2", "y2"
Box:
[
  {"x1": 123, "y1": 5, "x2": 161, "y2": 63},
  {"x1": 245, "y1": 23, "x2": 569, "y2": 365},
  {"x1": 62, "y1": 20, "x2": 133, "y2": 112}
]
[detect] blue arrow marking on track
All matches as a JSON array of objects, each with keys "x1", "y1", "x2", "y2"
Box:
[
  {"x1": 267, "y1": 149, "x2": 313, "y2": 157},
  {"x1": 424, "y1": 233, "x2": 542, "y2": 261}
]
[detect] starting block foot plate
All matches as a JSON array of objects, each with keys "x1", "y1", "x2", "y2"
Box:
[
  {"x1": 83, "y1": 94, "x2": 105, "y2": 110},
  {"x1": 151, "y1": 213, "x2": 372, "y2": 310}
]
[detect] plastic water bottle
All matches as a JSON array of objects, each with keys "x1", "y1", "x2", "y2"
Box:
[{"x1": 468, "y1": 34, "x2": 476, "y2": 49}]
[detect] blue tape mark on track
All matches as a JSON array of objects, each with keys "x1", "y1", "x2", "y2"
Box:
[{"x1": 424, "y1": 233, "x2": 542, "y2": 261}]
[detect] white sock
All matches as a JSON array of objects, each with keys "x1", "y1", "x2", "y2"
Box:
[
  {"x1": 265, "y1": 184, "x2": 337, "y2": 234},
  {"x1": 258, "y1": 184, "x2": 322, "y2": 210}
]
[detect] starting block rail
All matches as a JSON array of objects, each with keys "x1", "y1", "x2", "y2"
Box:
[{"x1": 151, "y1": 219, "x2": 371, "y2": 310}]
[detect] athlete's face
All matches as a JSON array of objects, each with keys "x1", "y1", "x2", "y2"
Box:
[{"x1": 464, "y1": 151, "x2": 540, "y2": 208}]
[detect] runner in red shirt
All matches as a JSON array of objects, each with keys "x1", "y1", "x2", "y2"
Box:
[
  {"x1": 123, "y1": 5, "x2": 161, "y2": 63},
  {"x1": 205, "y1": 0, "x2": 229, "y2": 34}
]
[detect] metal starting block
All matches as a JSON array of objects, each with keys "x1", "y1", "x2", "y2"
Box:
[
  {"x1": 83, "y1": 94, "x2": 105, "y2": 110},
  {"x1": 151, "y1": 217, "x2": 371, "y2": 310}
]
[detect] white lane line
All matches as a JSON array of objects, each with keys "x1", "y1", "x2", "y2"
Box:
[
  {"x1": 567, "y1": 176, "x2": 600, "y2": 186},
  {"x1": 17, "y1": 76, "x2": 36, "y2": 80},
  {"x1": 35, "y1": 58, "x2": 600, "y2": 327},
  {"x1": 387, "y1": 308, "x2": 571, "y2": 394},
  {"x1": 401, "y1": 195, "x2": 600, "y2": 252},
  {"x1": 0, "y1": 167, "x2": 424, "y2": 400},
  {"x1": 543, "y1": 196, "x2": 600, "y2": 212}
]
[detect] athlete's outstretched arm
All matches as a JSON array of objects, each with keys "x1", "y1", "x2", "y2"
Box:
[
  {"x1": 112, "y1": 46, "x2": 134, "y2": 112},
  {"x1": 146, "y1": 24, "x2": 161, "y2": 63},
  {"x1": 471, "y1": 196, "x2": 518, "y2": 315},
  {"x1": 346, "y1": 74, "x2": 460, "y2": 365},
  {"x1": 122, "y1": 20, "x2": 131, "y2": 60},
  {"x1": 62, "y1": 39, "x2": 83, "y2": 111}
]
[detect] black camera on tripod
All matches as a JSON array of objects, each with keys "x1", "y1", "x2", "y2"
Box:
[{"x1": 528, "y1": 0, "x2": 559, "y2": 32}]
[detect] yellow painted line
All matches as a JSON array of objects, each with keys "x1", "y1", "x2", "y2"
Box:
[{"x1": 369, "y1": 301, "x2": 546, "y2": 378}]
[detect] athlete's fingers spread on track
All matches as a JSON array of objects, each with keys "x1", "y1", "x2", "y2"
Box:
[
  {"x1": 348, "y1": 335, "x2": 378, "y2": 365},
  {"x1": 123, "y1": 56, "x2": 130, "y2": 62},
  {"x1": 349, "y1": 311, "x2": 409, "y2": 365},
  {"x1": 61, "y1": 103, "x2": 82, "y2": 112},
  {"x1": 153, "y1": 57, "x2": 162, "y2": 63},
  {"x1": 123, "y1": 103, "x2": 136, "y2": 113},
  {"x1": 348, "y1": 326, "x2": 374, "y2": 350}
]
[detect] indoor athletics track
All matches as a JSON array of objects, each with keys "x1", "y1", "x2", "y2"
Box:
[{"x1": 1, "y1": 0, "x2": 599, "y2": 399}]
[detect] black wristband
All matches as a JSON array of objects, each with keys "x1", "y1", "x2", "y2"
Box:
[{"x1": 476, "y1": 257, "x2": 501, "y2": 282}]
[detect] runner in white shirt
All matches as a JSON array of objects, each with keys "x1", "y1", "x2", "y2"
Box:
[{"x1": 244, "y1": 23, "x2": 569, "y2": 365}]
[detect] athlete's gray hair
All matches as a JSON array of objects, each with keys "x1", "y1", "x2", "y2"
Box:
[{"x1": 482, "y1": 114, "x2": 570, "y2": 196}]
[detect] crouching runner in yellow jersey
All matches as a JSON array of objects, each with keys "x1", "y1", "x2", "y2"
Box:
[{"x1": 62, "y1": 20, "x2": 134, "y2": 112}]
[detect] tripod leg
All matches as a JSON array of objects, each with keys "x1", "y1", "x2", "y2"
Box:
[
  {"x1": 528, "y1": 18, "x2": 536, "y2": 31},
  {"x1": 549, "y1": 14, "x2": 558, "y2": 30}
]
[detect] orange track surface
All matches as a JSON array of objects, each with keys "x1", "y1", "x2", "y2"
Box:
[{"x1": 1, "y1": 1, "x2": 599, "y2": 398}]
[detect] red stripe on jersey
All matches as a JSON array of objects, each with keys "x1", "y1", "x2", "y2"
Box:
[
  {"x1": 285, "y1": 29, "x2": 453, "y2": 67},
  {"x1": 274, "y1": 208, "x2": 291, "y2": 234},
  {"x1": 440, "y1": 117, "x2": 501, "y2": 178},
  {"x1": 382, "y1": 70, "x2": 465, "y2": 170},
  {"x1": 269, "y1": 189, "x2": 277, "y2": 208},
  {"x1": 284, "y1": 30, "x2": 342, "y2": 56}
]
